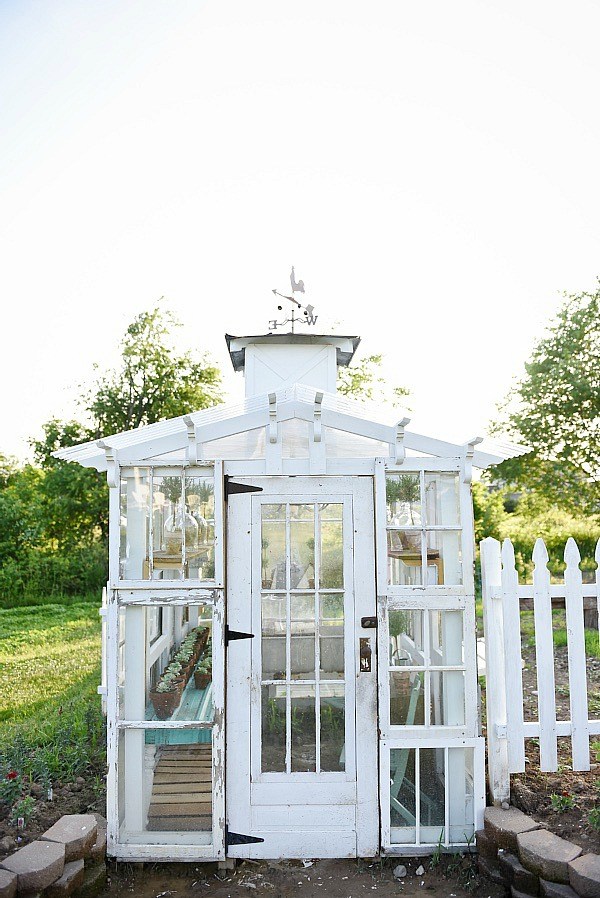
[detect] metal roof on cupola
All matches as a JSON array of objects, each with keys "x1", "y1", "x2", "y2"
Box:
[{"x1": 55, "y1": 268, "x2": 529, "y2": 474}]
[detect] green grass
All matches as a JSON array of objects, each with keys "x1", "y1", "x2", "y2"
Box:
[{"x1": 0, "y1": 601, "x2": 104, "y2": 784}]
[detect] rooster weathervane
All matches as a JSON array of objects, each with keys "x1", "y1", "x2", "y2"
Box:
[{"x1": 269, "y1": 267, "x2": 318, "y2": 333}]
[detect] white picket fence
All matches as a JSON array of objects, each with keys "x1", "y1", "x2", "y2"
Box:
[{"x1": 481, "y1": 536, "x2": 600, "y2": 804}]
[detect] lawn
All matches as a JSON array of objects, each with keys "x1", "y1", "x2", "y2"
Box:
[{"x1": 0, "y1": 601, "x2": 104, "y2": 785}]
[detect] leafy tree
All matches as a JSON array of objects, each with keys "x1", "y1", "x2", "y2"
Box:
[
  {"x1": 338, "y1": 353, "x2": 410, "y2": 406},
  {"x1": 493, "y1": 286, "x2": 600, "y2": 515},
  {"x1": 86, "y1": 304, "x2": 222, "y2": 435}
]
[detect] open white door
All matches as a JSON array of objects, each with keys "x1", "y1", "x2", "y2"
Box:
[{"x1": 226, "y1": 476, "x2": 378, "y2": 858}]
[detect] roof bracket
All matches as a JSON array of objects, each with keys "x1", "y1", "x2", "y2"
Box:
[
  {"x1": 463, "y1": 436, "x2": 484, "y2": 483},
  {"x1": 313, "y1": 391, "x2": 323, "y2": 442},
  {"x1": 183, "y1": 416, "x2": 198, "y2": 464},
  {"x1": 268, "y1": 392, "x2": 278, "y2": 444},
  {"x1": 393, "y1": 417, "x2": 411, "y2": 465},
  {"x1": 96, "y1": 441, "x2": 119, "y2": 488}
]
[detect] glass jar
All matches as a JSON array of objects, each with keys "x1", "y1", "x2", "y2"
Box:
[{"x1": 163, "y1": 506, "x2": 199, "y2": 555}]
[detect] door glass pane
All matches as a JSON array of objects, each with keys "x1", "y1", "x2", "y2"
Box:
[
  {"x1": 262, "y1": 594, "x2": 286, "y2": 680},
  {"x1": 152, "y1": 474, "x2": 184, "y2": 580},
  {"x1": 425, "y1": 531, "x2": 462, "y2": 585},
  {"x1": 291, "y1": 594, "x2": 315, "y2": 679},
  {"x1": 389, "y1": 610, "x2": 424, "y2": 666},
  {"x1": 290, "y1": 511, "x2": 315, "y2": 589},
  {"x1": 390, "y1": 747, "x2": 416, "y2": 841},
  {"x1": 429, "y1": 611, "x2": 463, "y2": 666},
  {"x1": 319, "y1": 592, "x2": 344, "y2": 679},
  {"x1": 261, "y1": 685, "x2": 286, "y2": 772},
  {"x1": 424, "y1": 473, "x2": 460, "y2": 526},
  {"x1": 420, "y1": 747, "x2": 445, "y2": 840},
  {"x1": 291, "y1": 685, "x2": 316, "y2": 772},
  {"x1": 262, "y1": 518, "x2": 286, "y2": 589},
  {"x1": 319, "y1": 505, "x2": 343, "y2": 589},
  {"x1": 448, "y1": 747, "x2": 475, "y2": 842},
  {"x1": 386, "y1": 473, "x2": 422, "y2": 526},
  {"x1": 388, "y1": 531, "x2": 423, "y2": 585},
  {"x1": 390, "y1": 672, "x2": 425, "y2": 725},
  {"x1": 430, "y1": 671, "x2": 465, "y2": 726},
  {"x1": 320, "y1": 685, "x2": 345, "y2": 771}
]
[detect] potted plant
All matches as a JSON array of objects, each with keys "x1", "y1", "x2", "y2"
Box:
[{"x1": 194, "y1": 662, "x2": 211, "y2": 690}]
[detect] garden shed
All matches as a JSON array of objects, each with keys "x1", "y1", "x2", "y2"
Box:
[{"x1": 56, "y1": 329, "x2": 526, "y2": 863}]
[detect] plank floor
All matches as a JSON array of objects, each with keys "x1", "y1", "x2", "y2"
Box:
[{"x1": 147, "y1": 744, "x2": 213, "y2": 832}]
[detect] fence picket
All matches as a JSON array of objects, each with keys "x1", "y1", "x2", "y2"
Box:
[
  {"x1": 532, "y1": 539, "x2": 557, "y2": 771},
  {"x1": 564, "y1": 538, "x2": 590, "y2": 770},
  {"x1": 501, "y1": 539, "x2": 525, "y2": 772},
  {"x1": 596, "y1": 539, "x2": 600, "y2": 630}
]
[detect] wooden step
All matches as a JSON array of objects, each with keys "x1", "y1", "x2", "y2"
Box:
[
  {"x1": 152, "y1": 782, "x2": 211, "y2": 794},
  {"x1": 148, "y1": 801, "x2": 211, "y2": 817}
]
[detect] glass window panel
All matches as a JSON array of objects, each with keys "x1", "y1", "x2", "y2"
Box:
[
  {"x1": 448, "y1": 748, "x2": 475, "y2": 843},
  {"x1": 320, "y1": 519, "x2": 343, "y2": 589},
  {"x1": 121, "y1": 728, "x2": 213, "y2": 836},
  {"x1": 281, "y1": 419, "x2": 310, "y2": 458},
  {"x1": 185, "y1": 476, "x2": 215, "y2": 580},
  {"x1": 290, "y1": 518, "x2": 315, "y2": 589},
  {"x1": 202, "y1": 426, "x2": 265, "y2": 460},
  {"x1": 320, "y1": 592, "x2": 344, "y2": 680},
  {"x1": 420, "y1": 747, "x2": 445, "y2": 829},
  {"x1": 151, "y1": 474, "x2": 184, "y2": 580},
  {"x1": 390, "y1": 747, "x2": 416, "y2": 839},
  {"x1": 262, "y1": 594, "x2": 287, "y2": 680},
  {"x1": 261, "y1": 685, "x2": 286, "y2": 772},
  {"x1": 389, "y1": 610, "x2": 424, "y2": 666},
  {"x1": 429, "y1": 610, "x2": 464, "y2": 666},
  {"x1": 119, "y1": 468, "x2": 150, "y2": 580},
  {"x1": 291, "y1": 685, "x2": 316, "y2": 772},
  {"x1": 390, "y1": 671, "x2": 425, "y2": 726},
  {"x1": 426, "y1": 531, "x2": 462, "y2": 585},
  {"x1": 425, "y1": 473, "x2": 460, "y2": 526},
  {"x1": 262, "y1": 504, "x2": 285, "y2": 520},
  {"x1": 430, "y1": 670, "x2": 465, "y2": 726},
  {"x1": 291, "y1": 594, "x2": 315, "y2": 679},
  {"x1": 319, "y1": 502, "x2": 343, "y2": 520},
  {"x1": 323, "y1": 426, "x2": 389, "y2": 458},
  {"x1": 386, "y1": 473, "x2": 422, "y2": 526},
  {"x1": 290, "y1": 503, "x2": 315, "y2": 520},
  {"x1": 388, "y1": 531, "x2": 423, "y2": 586},
  {"x1": 320, "y1": 685, "x2": 345, "y2": 772},
  {"x1": 262, "y1": 519, "x2": 287, "y2": 589}
]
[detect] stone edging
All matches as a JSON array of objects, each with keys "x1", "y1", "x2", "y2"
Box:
[
  {"x1": 477, "y1": 806, "x2": 600, "y2": 898},
  {"x1": 0, "y1": 813, "x2": 106, "y2": 898}
]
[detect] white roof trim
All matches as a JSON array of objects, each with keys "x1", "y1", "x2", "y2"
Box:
[{"x1": 54, "y1": 384, "x2": 530, "y2": 472}]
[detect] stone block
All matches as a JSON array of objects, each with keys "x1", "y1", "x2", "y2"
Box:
[
  {"x1": 41, "y1": 815, "x2": 97, "y2": 862},
  {"x1": 498, "y1": 849, "x2": 540, "y2": 894},
  {"x1": 476, "y1": 828, "x2": 499, "y2": 861},
  {"x1": 540, "y1": 879, "x2": 579, "y2": 898},
  {"x1": 518, "y1": 830, "x2": 582, "y2": 885},
  {"x1": 478, "y1": 853, "x2": 506, "y2": 886},
  {"x1": 46, "y1": 860, "x2": 85, "y2": 898},
  {"x1": 514, "y1": 888, "x2": 540, "y2": 898},
  {"x1": 89, "y1": 816, "x2": 107, "y2": 863},
  {"x1": 0, "y1": 840, "x2": 65, "y2": 893},
  {"x1": 0, "y1": 870, "x2": 17, "y2": 898},
  {"x1": 485, "y1": 806, "x2": 542, "y2": 851},
  {"x1": 568, "y1": 854, "x2": 600, "y2": 898}
]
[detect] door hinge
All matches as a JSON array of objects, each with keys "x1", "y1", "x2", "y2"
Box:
[
  {"x1": 226, "y1": 826, "x2": 264, "y2": 846},
  {"x1": 224, "y1": 476, "x2": 263, "y2": 499},
  {"x1": 225, "y1": 625, "x2": 255, "y2": 646}
]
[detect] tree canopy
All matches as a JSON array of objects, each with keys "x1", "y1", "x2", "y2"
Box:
[{"x1": 493, "y1": 286, "x2": 599, "y2": 515}]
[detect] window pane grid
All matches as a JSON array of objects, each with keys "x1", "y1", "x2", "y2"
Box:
[{"x1": 260, "y1": 502, "x2": 346, "y2": 775}]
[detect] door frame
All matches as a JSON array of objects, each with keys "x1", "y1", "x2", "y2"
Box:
[{"x1": 225, "y1": 475, "x2": 378, "y2": 858}]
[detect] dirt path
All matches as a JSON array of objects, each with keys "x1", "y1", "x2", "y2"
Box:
[{"x1": 99, "y1": 857, "x2": 504, "y2": 898}]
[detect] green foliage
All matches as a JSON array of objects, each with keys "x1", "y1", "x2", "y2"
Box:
[
  {"x1": 550, "y1": 792, "x2": 574, "y2": 812},
  {"x1": 493, "y1": 286, "x2": 600, "y2": 515},
  {"x1": 86, "y1": 303, "x2": 223, "y2": 434},
  {"x1": 337, "y1": 353, "x2": 410, "y2": 406},
  {"x1": 471, "y1": 480, "x2": 507, "y2": 544}
]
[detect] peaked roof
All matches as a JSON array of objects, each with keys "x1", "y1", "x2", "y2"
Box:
[{"x1": 54, "y1": 384, "x2": 529, "y2": 473}]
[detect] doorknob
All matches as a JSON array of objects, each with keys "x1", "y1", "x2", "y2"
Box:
[{"x1": 359, "y1": 637, "x2": 372, "y2": 672}]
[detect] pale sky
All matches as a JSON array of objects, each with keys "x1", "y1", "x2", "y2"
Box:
[{"x1": 1, "y1": 0, "x2": 599, "y2": 460}]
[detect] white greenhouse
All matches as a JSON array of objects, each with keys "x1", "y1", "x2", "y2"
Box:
[{"x1": 56, "y1": 330, "x2": 526, "y2": 862}]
